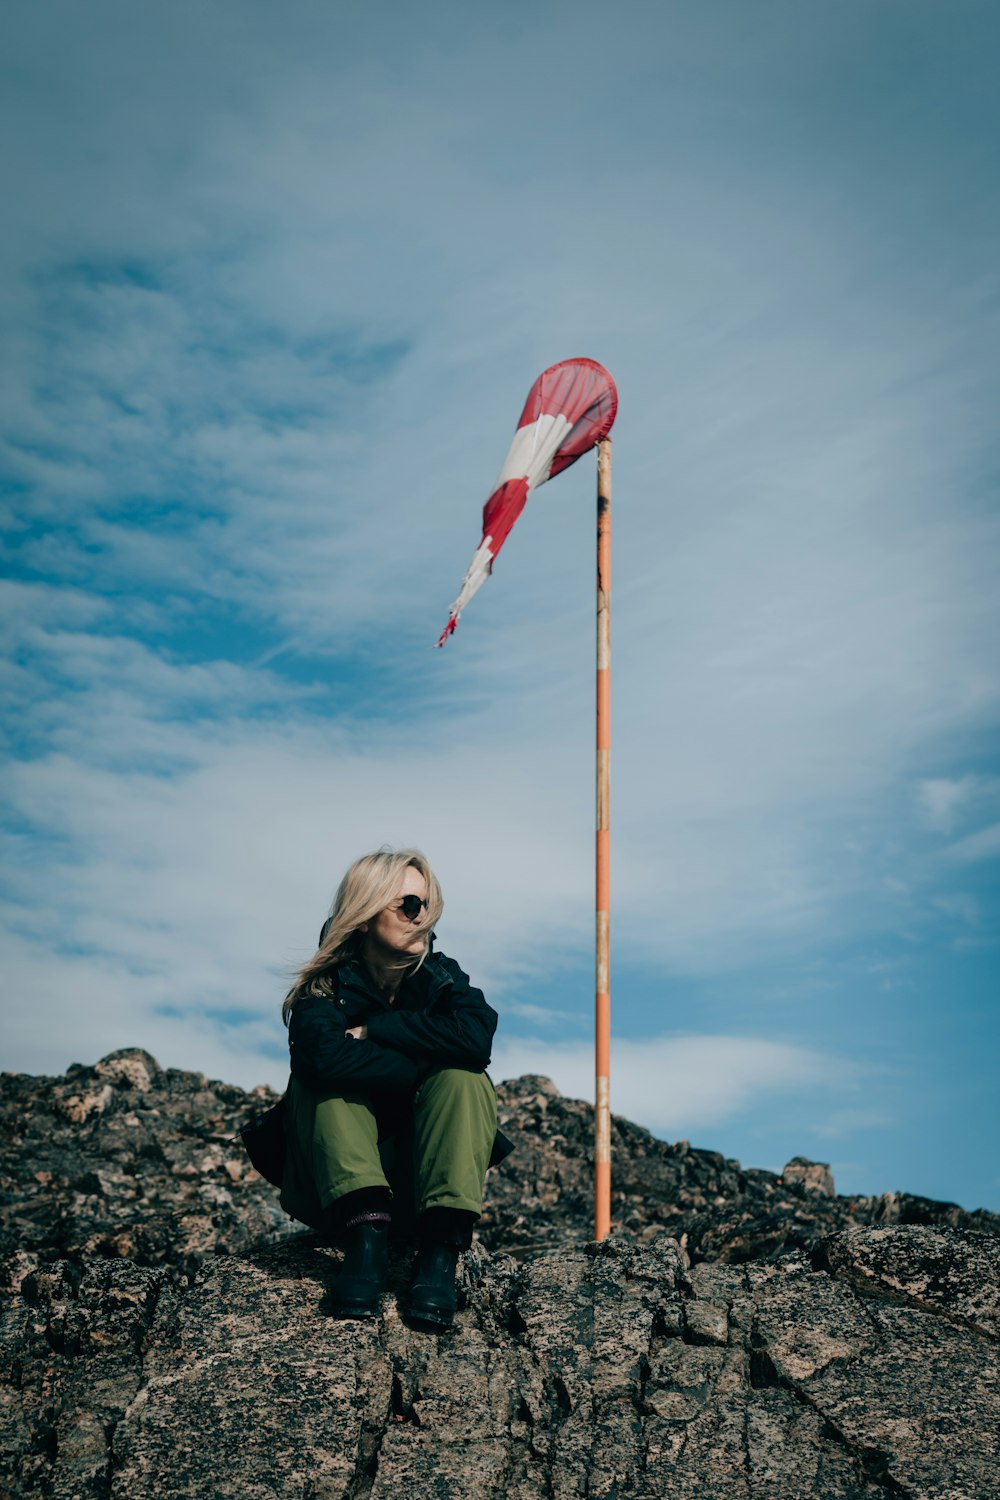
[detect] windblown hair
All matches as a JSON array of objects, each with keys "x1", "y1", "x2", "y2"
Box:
[{"x1": 282, "y1": 847, "x2": 443, "y2": 1023}]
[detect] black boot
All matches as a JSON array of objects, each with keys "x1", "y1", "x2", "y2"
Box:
[
  {"x1": 328, "y1": 1219, "x2": 389, "y2": 1319},
  {"x1": 402, "y1": 1242, "x2": 460, "y2": 1330}
]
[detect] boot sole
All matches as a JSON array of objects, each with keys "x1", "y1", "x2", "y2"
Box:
[
  {"x1": 400, "y1": 1301, "x2": 455, "y2": 1331},
  {"x1": 328, "y1": 1300, "x2": 381, "y2": 1319}
]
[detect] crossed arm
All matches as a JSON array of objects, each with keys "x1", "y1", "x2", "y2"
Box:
[{"x1": 287, "y1": 957, "x2": 497, "y2": 1093}]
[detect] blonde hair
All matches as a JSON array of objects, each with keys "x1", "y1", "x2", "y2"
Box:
[{"x1": 282, "y1": 847, "x2": 443, "y2": 1023}]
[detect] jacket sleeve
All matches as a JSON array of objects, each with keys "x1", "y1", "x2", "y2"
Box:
[
  {"x1": 288, "y1": 995, "x2": 420, "y2": 1092},
  {"x1": 365, "y1": 956, "x2": 497, "y2": 1070}
]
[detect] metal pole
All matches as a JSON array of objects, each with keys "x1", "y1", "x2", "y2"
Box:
[{"x1": 595, "y1": 436, "x2": 612, "y2": 1240}]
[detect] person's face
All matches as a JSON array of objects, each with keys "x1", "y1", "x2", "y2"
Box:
[{"x1": 363, "y1": 865, "x2": 430, "y2": 958}]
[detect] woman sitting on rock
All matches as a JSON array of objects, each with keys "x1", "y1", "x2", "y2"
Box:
[{"x1": 279, "y1": 847, "x2": 504, "y2": 1329}]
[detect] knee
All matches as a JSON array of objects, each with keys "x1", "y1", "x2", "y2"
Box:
[{"x1": 422, "y1": 1067, "x2": 494, "y2": 1099}]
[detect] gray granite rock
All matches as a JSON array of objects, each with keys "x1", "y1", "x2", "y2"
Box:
[
  {"x1": 2, "y1": 1230, "x2": 997, "y2": 1498},
  {"x1": 2, "y1": 1053, "x2": 998, "y2": 1496},
  {"x1": 781, "y1": 1156, "x2": 836, "y2": 1197},
  {"x1": 0, "y1": 1049, "x2": 293, "y2": 1291}
]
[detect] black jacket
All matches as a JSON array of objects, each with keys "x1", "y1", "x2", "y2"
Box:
[{"x1": 286, "y1": 950, "x2": 498, "y2": 1096}]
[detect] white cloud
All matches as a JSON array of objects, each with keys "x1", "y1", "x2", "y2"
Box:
[
  {"x1": 811, "y1": 1108, "x2": 897, "y2": 1142},
  {"x1": 917, "y1": 778, "x2": 972, "y2": 832},
  {"x1": 945, "y1": 822, "x2": 1000, "y2": 865},
  {"x1": 932, "y1": 892, "x2": 981, "y2": 926},
  {"x1": 0, "y1": 687, "x2": 598, "y2": 1084},
  {"x1": 491, "y1": 1033, "x2": 857, "y2": 1139},
  {"x1": 504, "y1": 1001, "x2": 580, "y2": 1027},
  {"x1": 0, "y1": 918, "x2": 858, "y2": 1144},
  {"x1": 916, "y1": 776, "x2": 997, "y2": 834},
  {"x1": 0, "y1": 927, "x2": 285, "y2": 1091}
]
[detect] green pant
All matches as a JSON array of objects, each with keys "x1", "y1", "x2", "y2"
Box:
[{"x1": 279, "y1": 1069, "x2": 498, "y2": 1228}]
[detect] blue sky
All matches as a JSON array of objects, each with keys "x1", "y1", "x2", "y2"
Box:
[{"x1": 2, "y1": 0, "x2": 998, "y2": 1211}]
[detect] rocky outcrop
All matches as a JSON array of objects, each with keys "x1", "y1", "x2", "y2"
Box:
[
  {"x1": 2, "y1": 1228, "x2": 998, "y2": 1498},
  {"x1": 484, "y1": 1075, "x2": 998, "y2": 1264},
  {"x1": 4, "y1": 1054, "x2": 995, "y2": 1293},
  {"x1": 2, "y1": 1052, "x2": 998, "y2": 1497},
  {"x1": 0, "y1": 1050, "x2": 290, "y2": 1292}
]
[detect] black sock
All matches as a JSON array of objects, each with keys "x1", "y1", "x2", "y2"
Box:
[
  {"x1": 418, "y1": 1206, "x2": 478, "y2": 1251},
  {"x1": 329, "y1": 1186, "x2": 392, "y2": 1234}
]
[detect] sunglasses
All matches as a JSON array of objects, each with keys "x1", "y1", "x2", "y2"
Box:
[{"x1": 397, "y1": 894, "x2": 429, "y2": 920}]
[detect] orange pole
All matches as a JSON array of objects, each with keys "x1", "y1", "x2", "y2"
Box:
[{"x1": 595, "y1": 437, "x2": 612, "y2": 1240}]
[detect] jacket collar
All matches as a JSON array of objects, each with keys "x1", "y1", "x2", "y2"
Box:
[{"x1": 336, "y1": 952, "x2": 450, "y2": 1009}]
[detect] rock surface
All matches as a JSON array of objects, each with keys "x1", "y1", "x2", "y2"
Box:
[
  {"x1": 3, "y1": 1230, "x2": 998, "y2": 1498},
  {"x1": 2, "y1": 1052, "x2": 998, "y2": 1497},
  {"x1": 0, "y1": 1049, "x2": 290, "y2": 1292}
]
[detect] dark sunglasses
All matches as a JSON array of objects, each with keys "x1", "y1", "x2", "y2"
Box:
[{"x1": 397, "y1": 894, "x2": 428, "y2": 920}]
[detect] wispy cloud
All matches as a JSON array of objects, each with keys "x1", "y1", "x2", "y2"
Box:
[
  {"x1": 812, "y1": 1107, "x2": 897, "y2": 1143},
  {"x1": 917, "y1": 777, "x2": 980, "y2": 833},
  {"x1": 505, "y1": 1001, "x2": 581, "y2": 1028},
  {"x1": 945, "y1": 822, "x2": 1000, "y2": 865},
  {"x1": 491, "y1": 1033, "x2": 861, "y2": 1140},
  {"x1": 917, "y1": 776, "x2": 1000, "y2": 835}
]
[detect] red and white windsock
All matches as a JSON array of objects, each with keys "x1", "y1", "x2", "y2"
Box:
[{"x1": 437, "y1": 357, "x2": 618, "y2": 645}]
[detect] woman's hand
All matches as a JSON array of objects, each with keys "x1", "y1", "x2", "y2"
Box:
[{"x1": 345, "y1": 1025, "x2": 369, "y2": 1041}]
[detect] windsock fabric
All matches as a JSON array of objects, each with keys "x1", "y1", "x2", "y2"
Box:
[{"x1": 437, "y1": 358, "x2": 618, "y2": 644}]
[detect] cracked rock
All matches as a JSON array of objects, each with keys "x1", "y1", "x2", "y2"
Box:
[
  {"x1": 3, "y1": 1233, "x2": 997, "y2": 1495},
  {"x1": 1, "y1": 1053, "x2": 998, "y2": 1497}
]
